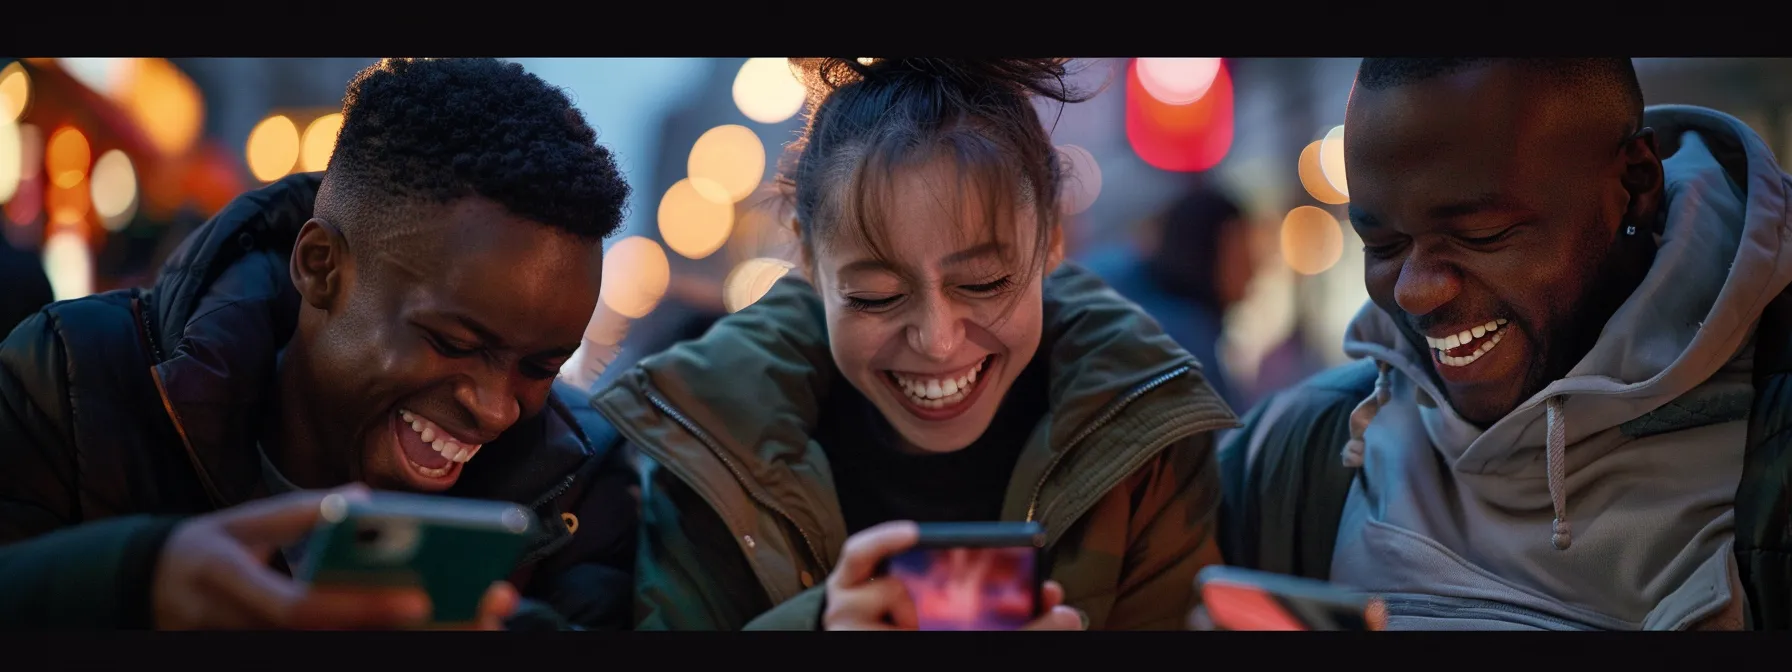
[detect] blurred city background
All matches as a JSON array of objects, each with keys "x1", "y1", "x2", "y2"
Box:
[{"x1": 2, "y1": 57, "x2": 1789, "y2": 412}]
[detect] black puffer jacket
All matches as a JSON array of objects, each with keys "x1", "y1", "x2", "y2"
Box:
[{"x1": 0, "y1": 173, "x2": 637, "y2": 629}]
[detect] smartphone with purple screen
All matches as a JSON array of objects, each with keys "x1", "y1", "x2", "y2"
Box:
[{"x1": 881, "y1": 522, "x2": 1046, "y2": 631}]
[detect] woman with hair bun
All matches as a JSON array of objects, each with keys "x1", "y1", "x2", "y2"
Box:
[{"x1": 595, "y1": 58, "x2": 1237, "y2": 630}]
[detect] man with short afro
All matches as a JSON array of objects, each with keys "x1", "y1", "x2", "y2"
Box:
[{"x1": 0, "y1": 57, "x2": 638, "y2": 630}]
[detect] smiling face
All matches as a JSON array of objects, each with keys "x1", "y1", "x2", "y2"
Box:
[
  {"x1": 291, "y1": 196, "x2": 600, "y2": 492},
  {"x1": 1344, "y1": 63, "x2": 1661, "y2": 426},
  {"x1": 812, "y1": 157, "x2": 1060, "y2": 454}
]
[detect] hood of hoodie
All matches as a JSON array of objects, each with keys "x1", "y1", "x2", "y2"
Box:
[
  {"x1": 143, "y1": 172, "x2": 596, "y2": 517},
  {"x1": 1332, "y1": 105, "x2": 1792, "y2": 628}
]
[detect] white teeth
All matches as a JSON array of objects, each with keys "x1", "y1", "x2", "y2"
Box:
[
  {"x1": 1497, "y1": 318, "x2": 1508, "y2": 325},
  {"x1": 398, "y1": 409, "x2": 485, "y2": 472},
  {"x1": 943, "y1": 378, "x2": 959, "y2": 396},
  {"x1": 1438, "y1": 331, "x2": 1505, "y2": 368},
  {"x1": 888, "y1": 358, "x2": 989, "y2": 409},
  {"x1": 1472, "y1": 325, "x2": 1486, "y2": 339},
  {"x1": 414, "y1": 464, "x2": 448, "y2": 478},
  {"x1": 1457, "y1": 329, "x2": 1472, "y2": 344},
  {"x1": 1444, "y1": 333, "x2": 1461, "y2": 349},
  {"x1": 420, "y1": 427, "x2": 435, "y2": 443},
  {"x1": 925, "y1": 380, "x2": 943, "y2": 398},
  {"x1": 1485, "y1": 320, "x2": 1499, "y2": 333}
]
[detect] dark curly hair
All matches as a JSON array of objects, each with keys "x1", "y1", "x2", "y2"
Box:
[
  {"x1": 316, "y1": 58, "x2": 629, "y2": 244},
  {"x1": 1356, "y1": 58, "x2": 1644, "y2": 135},
  {"x1": 779, "y1": 58, "x2": 1094, "y2": 281}
]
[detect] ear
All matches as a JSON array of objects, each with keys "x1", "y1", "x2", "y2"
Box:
[
  {"x1": 291, "y1": 218, "x2": 351, "y2": 311},
  {"x1": 1620, "y1": 127, "x2": 1667, "y2": 234}
]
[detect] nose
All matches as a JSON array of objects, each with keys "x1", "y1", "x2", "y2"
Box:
[
  {"x1": 1393, "y1": 244, "x2": 1463, "y2": 317},
  {"x1": 454, "y1": 367, "x2": 522, "y2": 438},
  {"x1": 906, "y1": 294, "x2": 966, "y2": 362}
]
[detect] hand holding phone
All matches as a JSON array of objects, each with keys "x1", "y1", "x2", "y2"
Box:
[
  {"x1": 820, "y1": 520, "x2": 1085, "y2": 631},
  {"x1": 153, "y1": 485, "x2": 450, "y2": 630},
  {"x1": 294, "y1": 490, "x2": 533, "y2": 629},
  {"x1": 1191, "y1": 566, "x2": 1386, "y2": 631}
]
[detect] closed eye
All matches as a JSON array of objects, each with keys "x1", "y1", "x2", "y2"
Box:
[{"x1": 426, "y1": 332, "x2": 481, "y2": 358}]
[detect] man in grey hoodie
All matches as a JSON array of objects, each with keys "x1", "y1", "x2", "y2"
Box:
[{"x1": 1218, "y1": 58, "x2": 1792, "y2": 630}]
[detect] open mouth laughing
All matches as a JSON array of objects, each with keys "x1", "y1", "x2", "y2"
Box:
[
  {"x1": 1426, "y1": 318, "x2": 1509, "y2": 368},
  {"x1": 390, "y1": 408, "x2": 485, "y2": 490},
  {"x1": 881, "y1": 354, "x2": 996, "y2": 422}
]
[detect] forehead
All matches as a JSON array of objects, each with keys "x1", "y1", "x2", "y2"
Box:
[
  {"x1": 379, "y1": 198, "x2": 601, "y2": 343},
  {"x1": 822, "y1": 157, "x2": 1037, "y2": 270},
  {"x1": 1343, "y1": 67, "x2": 1599, "y2": 222}
]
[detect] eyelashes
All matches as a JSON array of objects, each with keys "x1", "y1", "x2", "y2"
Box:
[{"x1": 843, "y1": 275, "x2": 1018, "y2": 313}]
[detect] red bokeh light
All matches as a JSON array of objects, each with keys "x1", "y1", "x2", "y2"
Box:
[{"x1": 1125, "y1": 58, "x2": 1234, "y2": 173}]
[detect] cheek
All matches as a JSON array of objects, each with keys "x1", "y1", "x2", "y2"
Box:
[{"x1": 826, "y1": 311, "x2": 888, "y2": 372}]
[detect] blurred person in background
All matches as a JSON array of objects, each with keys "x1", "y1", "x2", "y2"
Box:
[
  {"x1": 599, "y1": 58, "x2": 1236, "y2": 631},
  {"x1": 1080, "y1": 182, "x2": 1255, "y2": 410},
  {"x1": 0, "y1": 235, "x2": 54, "y2": 338},
  {"x1": 0, "y1": 58, "x2": 638, "y2": 630},
  {"x1": 1221, "y1": 58, "x2": 1792, "y2": 630}
]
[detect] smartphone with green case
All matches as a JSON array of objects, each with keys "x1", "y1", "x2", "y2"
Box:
[{"x1": 295, "y1": 491, "x2": 536, "y2": 627}]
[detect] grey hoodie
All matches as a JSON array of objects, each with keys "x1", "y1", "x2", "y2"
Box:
[{"x1": 1328, "y1": 106, "x2": 1792, "y2": 630}]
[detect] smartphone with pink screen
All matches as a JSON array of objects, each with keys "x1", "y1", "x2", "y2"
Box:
[{"x1": 882, "y1": 522, "x2": 1045, "y2": 631}]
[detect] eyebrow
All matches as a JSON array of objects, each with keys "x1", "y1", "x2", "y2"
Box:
[
  {"x1": 1348, "y1": 194, "x2": 1530, "y2": 230},
  {"x1": 836, "y1": 242, "x2": 1008, "y2": 278}
]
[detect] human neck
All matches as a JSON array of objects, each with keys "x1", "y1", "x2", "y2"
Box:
[{"x1": 264, "y1": 341, "x2": 348, "y2": 490}]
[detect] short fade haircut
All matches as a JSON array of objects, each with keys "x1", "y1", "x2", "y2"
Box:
[
  {"x1": 1356, "y1": 58, "x2": 1645, "y2": 133},
  {"x1": 317, "y1": 58, "x2": 630, "y2": 242}
]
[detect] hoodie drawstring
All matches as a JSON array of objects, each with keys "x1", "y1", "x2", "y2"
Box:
[
  {"x1": 1545, "y1": 396, "x2": 1572, "y2": 551},
  {"x1": 1341, "y1": 361, "x2": 1393, "y2": 469},
  {"x1": 1343, "y1": 361, "x2": 1574, "y2": 552}
]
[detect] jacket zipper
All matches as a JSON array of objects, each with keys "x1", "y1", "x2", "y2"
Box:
[
  {"x1": 1024, "y1": 364, "x2": 1228, "y2": 526},
  {"x1": 516, "y1": 472, "x2": 582, "y2": 566},
  {"x1": 643, "y1": 390, "x2": 832, "y2": 575},
  {"x1": 136, "y1": 296, "x2": 231, "y2": 511}
]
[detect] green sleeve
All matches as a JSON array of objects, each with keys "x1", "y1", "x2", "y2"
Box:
[
  {"x1": 0, "y1": 514, "x2": 183, "y2": 628},
  {"x1": 1104, "y1": 434, "x2": 1225, "y2": 630},
  {"x1": 633, "y1": 459, "x2": 773, "y2": 631}
]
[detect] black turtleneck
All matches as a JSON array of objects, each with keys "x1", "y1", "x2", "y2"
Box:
[{"x1": 816, "y1": 355, "x2": 1050, "y2": 536}]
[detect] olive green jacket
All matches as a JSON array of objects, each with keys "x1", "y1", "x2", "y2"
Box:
[{"x1": 593, "y1": 263, "x2": 1238, "y2": 630}]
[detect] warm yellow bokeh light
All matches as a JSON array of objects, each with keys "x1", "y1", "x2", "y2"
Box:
[
  {"x1": 1281, "y1": 205, "x2": 1344, "y2": 276},
  {"x1": 0, "y1": 115, "x2": 19, "y2": 204},
  {"x1": 733, "y1": 58, "x2": 807, "y2": 125},
  {"x1": 724, "y1": 257, "x2": 796, "y2": 313},
  {"x1": 0, "y1": 63, "x2": 29, "y2": 123},
  {"x1": 47, "y1": 179, "x2": 91, "y2": 226},
  {"x1": 1319, "y1": 125, "x2": 1348, "y2": 198},
  {"x1": 42, "y1": 230, "x2": 93, "y2": 301},
  {"x1": 1298, "y1": 140, "x2": 1349, "y2": 205},
  {"x1": 658, "y1": 178, "x2": 735, "y2": 260},
  {"x1": 300, "y1": 113, "x2": 343, "y2": 173},
  {"x1": 246, "y1": 115, "x2": 300, "y2": 183},
  {"x1": 90, "y1": 149, "x2": 137, "y2": 229},
  {"x1": 46, "y1": 126, "x2": 91, "y2": 189},
  {"x1": 1057, "y1": 144, "x2": 1103, "y2": 215},
  {"x1": 1137, "y1": 58, "x2": 1223, "y2": 105},
  {"x1": 118, "y1": 59, "x2": 204, "y2": 157},
  {"x1": 687, "y1": 125, "x2": 765, "y2": 204},
  {"x1": 599, "y1": 236, "x2": 671, "y2": 319}
]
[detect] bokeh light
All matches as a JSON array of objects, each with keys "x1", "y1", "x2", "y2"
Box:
[
  {"x1": 687, "y1": 124, "x2": 765, "y2": 204},
  {"x1": 5, "y1": 124, "x2": 43, "y2": 226},
  {"x1": 246, "y1": 115, "x2": 299, "y2": 183},
  {"x1": 90, "y1": 149, "x2": 138, "y2": 230},
  {"x1": 1126, "y1": 59, "x2": 1234, "y2": 173},
  {"x1": 57, "y1": 58, "x2": 132, "y2": 98},
  {"x1": 117, "y1": 58, "x2": 204, "y2": 157},
  {"x1": 1136, "y1": 58, "x2": 1223, "y2": 105},
  {"x1": 1298, "y1": 140, "x2": 1349, "y2": 205},
  {"x1": 724, "y1": 257, "x2": 796, "y2": 313},
  {"x1": 46, "y1": 127, "x2": 91, "y2": 189},
  {"x1": 1281, "y1": 205, "x2": 1344, "y2": 276},
  {"x1": 0, "y1": 62, "x2": 29, "y2": 123},
  {"x1": 1319, "y1": 125, "x2": 1349, "y2": 198},
  {"x1": 300, "y1": 113, "x2": 343, "y2": 173},
  {"x1": 658, "y1": 178, "x2": 735, "y2": 260},
  {"x1": 1057, "y1": 144, "x2": 1103, "y2": 215},
  {"x1": 47, "y1": 179, "x2": 91, "y2": 226},
  {"x1": 0, "y1": 114, "x2": 19, "y2": 204},
  {"x1": 599, "y1": 236, "x2": 671, "y2": 319},
  {"x1": 732, "y1": 58, "x2": 806, "y2": 125},
  {"x1": 42, "y1": 230, "x2": 92, "y2": 301}
]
